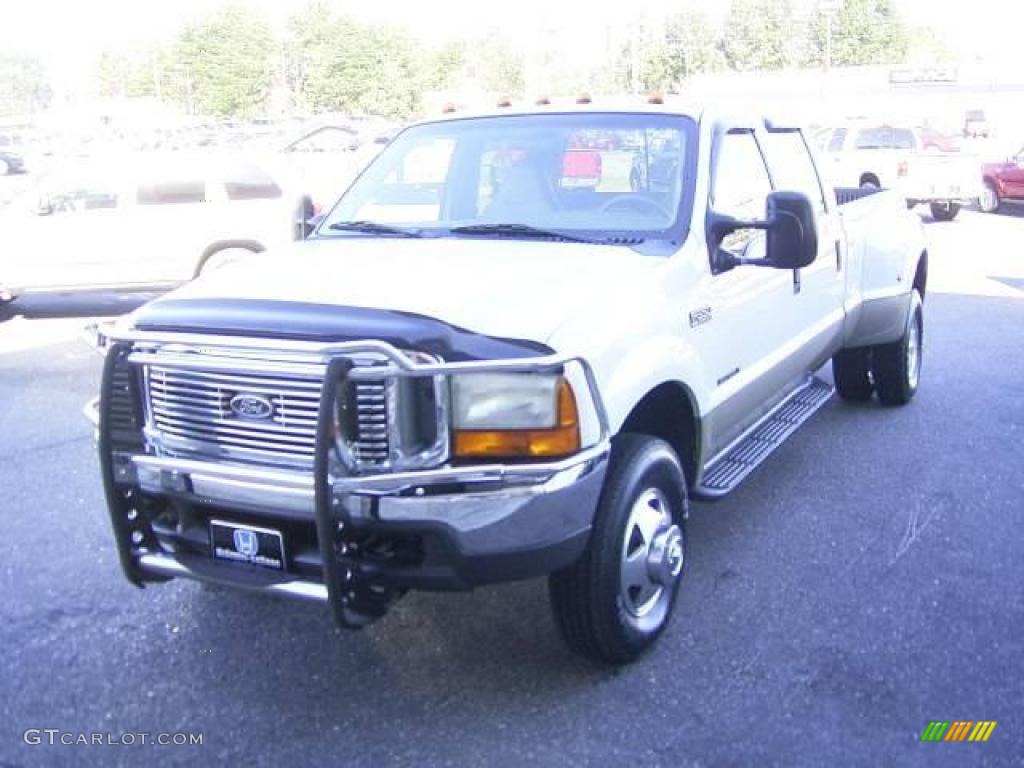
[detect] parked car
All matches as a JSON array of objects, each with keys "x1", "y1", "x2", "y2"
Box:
[
  {"x1": 820, "y1": 120, "x2": 981, "y2": 220},
  {"x1": 1, "y1": 153, "x2": 305, "y2": 301},
  {"x1": 0, "y1": 149, "x2": 26, "y2": 176},
  {"x1": 277, "y1": 123, "x2": 392, "y2": 210},
  {"x1": 980, "y1": 146, "x2": 1024, "y2": 213},
  {"x1": 89, "y1": 101, "x2": 926, "y2": 664}
]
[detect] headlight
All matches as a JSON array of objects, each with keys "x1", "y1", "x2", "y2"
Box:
[{"x1": 451, "y1": 373, "x2": 580, "y2": 460}]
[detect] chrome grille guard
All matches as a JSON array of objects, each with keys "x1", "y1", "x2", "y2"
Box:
[
  {"x1": 99, "y1": 329, "x2": 611, "y2": 626},
  {"x1": 110, "y1": 328, "x2": 611, "y2": 488}
]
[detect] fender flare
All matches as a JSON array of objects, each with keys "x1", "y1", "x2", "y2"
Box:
[{"x1": 194, "y1": 240, "x2": 265, "y2": 277}]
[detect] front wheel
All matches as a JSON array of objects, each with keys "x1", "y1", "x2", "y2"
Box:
[
  {"x1": 872, "y1": 289, "x2": 923, "y2": 405},
  {"x1": 549, "y1": 434, "x2": 687, "y2": 665},
  {"x1": 929, "y1": 201, "x2": 960, "y2": 221}
]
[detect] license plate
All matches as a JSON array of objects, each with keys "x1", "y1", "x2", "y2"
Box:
[{"x1": 210, "y1": 520, "x2": 285, "y2": 570}]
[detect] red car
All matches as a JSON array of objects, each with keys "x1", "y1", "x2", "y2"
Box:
[{"x1": 981, "y1": 147, "x2": 1024, "y2": 212}]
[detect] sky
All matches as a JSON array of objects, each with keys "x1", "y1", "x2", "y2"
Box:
[{"x1": 1, "y1": 0, "x2": 1017, "y2": 86}]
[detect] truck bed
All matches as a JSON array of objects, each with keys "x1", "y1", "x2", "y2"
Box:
[{"x1": 834, "y1": 186, "x2": 884, "y2": 206}]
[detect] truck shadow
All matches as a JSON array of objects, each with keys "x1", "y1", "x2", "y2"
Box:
[{"x1": 185, "y1": 575, "x2": 613, "y2": 711}]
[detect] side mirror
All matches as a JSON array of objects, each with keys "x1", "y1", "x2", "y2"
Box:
[
  {"x1": 294, "y1": 196, "x2": 313, "y2": 239},
  {"x1": 295, "y1": 195, "x2": 318, "y2": 240},
  {"x1": 709, "y1": 190, "x2": 818, "y2": 271},
  {"x1": 765, "y1": 190, "x2": 817, "y2": 270}
]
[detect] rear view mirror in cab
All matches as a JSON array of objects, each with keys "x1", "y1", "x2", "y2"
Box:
[{"x1": 710, "y1": 190, "x2": 818, "y2": 272}]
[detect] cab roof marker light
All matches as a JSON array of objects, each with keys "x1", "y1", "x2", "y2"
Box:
[{"x1": 576, "y1": 93, "x2": 592, "y2": 105}]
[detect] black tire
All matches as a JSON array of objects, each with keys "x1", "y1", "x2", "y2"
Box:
[
  {"x1": 549, "y1": 434, "x2": 688, "y2": 665},
  {"x1": 832, "y1": 347, "x2": 874, "y2": 401},
  {"x1": 872, "y1": 289, "x2": 923, "y2": 406},
  {"x1": 929, "y1": 201, "x2": 960, "y2": 221}
]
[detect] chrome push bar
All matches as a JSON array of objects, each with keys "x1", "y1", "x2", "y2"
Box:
[{"x1": 99, "y1": 329, "x2": 612, "y2": 626}]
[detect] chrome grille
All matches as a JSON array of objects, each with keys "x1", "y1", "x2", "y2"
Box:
[
  {"x1": 147, "y1": 367, "x2": 323, "y2": 465},
  {"x1": 108, "y1": 357, "x2": 144, "y2": 449},
  {"x1": 351, "y1": 380, "x2": 390, "y2": 464},
  {"x1": 144, "y1": 364, "x2": 397, "y2": 470}
]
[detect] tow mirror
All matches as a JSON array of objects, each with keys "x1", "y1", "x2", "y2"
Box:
[
  {"x1": 296, "y1": 195, "x2": 318, "y2": 240},
  {"x1": 709, "y1": 190, "x2": 817, "y2": 271},
  {"x1": 764, "y1": 191, "x2": 817, "y2": 270}
]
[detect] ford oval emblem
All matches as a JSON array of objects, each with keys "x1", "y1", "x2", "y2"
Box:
[{"x1": 229, "y1": 393, "x2": 274, "y2": 420}]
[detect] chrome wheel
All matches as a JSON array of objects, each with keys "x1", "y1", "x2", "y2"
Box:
[
  {"x1": 979, "y1": 184, "x2": 999, "y2": 213},
  {"x1": 619, "y1": 487, "x2": 683, "y2": 630},
  {"x1": 907, "y1": 312, "x2": 922, "y2": 390}
]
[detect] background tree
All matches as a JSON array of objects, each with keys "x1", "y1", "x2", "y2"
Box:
[
  {"x1": 175, "y1": 5, "x2": 275, "y2": 117},
  {"x1": 638, "y1": 10, "x2": 722, "y2": 92},
  {"x1": 95, "y1": 48, "x2": 179, "y2": 101},
  {"x1": 0, "y1": 55, "x2": 53, "y2": 116},
  {"x1": 422, "y1": 41, "x2": 468, "y2": 92},
  {"x1": 904, "y1": 26, "x2": 955, "y2": 65},
  {"x1": 719, "y1": 0, "x2": 803, "y2": 71},
  {"x1": 294, "y1": 18, "x2": 423, "y2": 118},
  {"x1": 476, "y1": 41, "x2": 525, "y2": 97},
  {"x1": 806, "y1": 0, "x2": 909, "y2": 67}
]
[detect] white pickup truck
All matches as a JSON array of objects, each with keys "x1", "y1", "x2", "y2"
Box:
[
  {"x1": 818, "y1": 121, "x2": 981, "y2": 221},
  {"x1": 93, "y1": 101, "x2": 927, "y2": 664}
]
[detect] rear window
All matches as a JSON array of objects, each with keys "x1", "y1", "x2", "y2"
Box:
[
  {"x1": 762, "y1": 131, "x2": 826, "y2": 212},
  {"x1": 137, "y1": 179, "x2": 206, "y2": 205},
  {"x1": 892, "y1": 129, "x2": 916, "y2": 150},
  {"x1": 854, "y1": 127, "x2": 893, "y2": 150},
  {"x1": 224, "y1": 164, "x2": 282, "y2": 200}
]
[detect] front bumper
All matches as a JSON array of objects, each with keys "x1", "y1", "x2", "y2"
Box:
[
  {"x1": 114, "y1": 449, "x2": 606, "y2": 593},
  {"x1": 94, "y1": 334, "x2": 610, "y2": 626}
]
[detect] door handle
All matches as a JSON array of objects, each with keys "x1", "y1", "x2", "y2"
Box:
[{"x1": 834, "y1": 240, "x2": 842, "y2": 271}]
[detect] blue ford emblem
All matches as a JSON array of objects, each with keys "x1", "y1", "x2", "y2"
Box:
[
  {"x1": 233, "y1": 528, "x2": 259, "y2": 557},
  {"x1": 230, "y1": 393, "x2": 274, "y2": 420}
]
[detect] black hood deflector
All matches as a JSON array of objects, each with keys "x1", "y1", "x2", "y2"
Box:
[{"x1": 131, "y1": 298, "x2": 553, "y2": 362}]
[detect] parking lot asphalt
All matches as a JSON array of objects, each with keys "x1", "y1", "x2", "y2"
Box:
[{"x1": 0, "y1": 209, "x2": 1021, "y2": 767}]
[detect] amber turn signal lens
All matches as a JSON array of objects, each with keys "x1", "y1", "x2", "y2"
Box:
[{"x1": 454, "y1": 379, "x2": 580, "y2": 460}]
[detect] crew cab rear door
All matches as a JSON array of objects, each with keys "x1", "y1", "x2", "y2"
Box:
[{"x1": 760, "y1": 126, "x2": 845, "y2": 371}]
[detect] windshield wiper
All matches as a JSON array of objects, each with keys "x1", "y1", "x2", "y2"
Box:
[
  {"x1": 449, "y1": 222, "x2": 601, "y2": 244},
  {"x1": 327, "y1": 220, "x2": 422, "y2": 237}
]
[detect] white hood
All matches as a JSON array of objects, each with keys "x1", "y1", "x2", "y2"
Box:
[{"x1": 155, "y1": 237, "x2": 661, "y2": 345}]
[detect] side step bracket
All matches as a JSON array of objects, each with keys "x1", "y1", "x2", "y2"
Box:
[{"x1": 693, "y1": 376, "x2": 834, "y2": 500}]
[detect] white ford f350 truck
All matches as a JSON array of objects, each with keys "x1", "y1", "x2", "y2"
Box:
[{"x1": 93, "y1": 101, "x2": 927, "y2": 664}]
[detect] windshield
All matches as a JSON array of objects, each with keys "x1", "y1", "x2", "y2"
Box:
[{"x1": 318, "y1": 112, "x2": 696, "y2": 244}]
